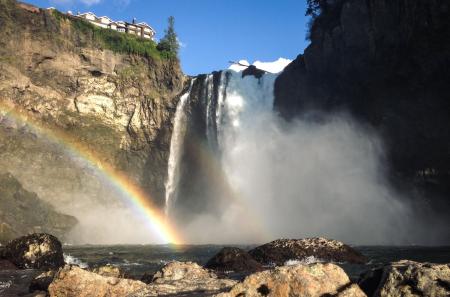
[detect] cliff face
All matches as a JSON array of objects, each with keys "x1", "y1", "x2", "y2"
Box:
[
  {"x1": 0, "y1": 173, "x2": 77, "y2": 244},
  {"x1": 0, "y1": 0, "x2": 185, "y2": 240},
  {"x1": 275, "y1": 0, "x2": 450, "y2": 215}
]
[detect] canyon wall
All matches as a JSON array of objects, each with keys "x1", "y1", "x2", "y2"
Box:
[
  {"x1": 275, "y1": 0, "x2": 450, "y2": 220},
  {"x1": 0, "y1": 0, "x2": 185, "y2": 242}
]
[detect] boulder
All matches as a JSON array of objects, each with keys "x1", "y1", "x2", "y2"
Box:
[
  {"x1": 215, "y1": 263, "x2": 366, "y2": 297},
  {"x1": 205, "y1": 247, "x2": 264, "y2": 273},
  {"x1": 5, "y1": 233, "x2": 64, "y2": 269},
  {"x1": 48, "y1": 265, "x2": 147, "y2": 297},
  {"x1": 359, "y1": 260, "x2": 450, "y2": 297},
  {"x1": 130, "y1": 261, "x2": 237, "y2": 296},
  {"x1": 30, "y1": 270, "x2": 56, "y2": 292},
  {"x1": 92, "y1": 264, "x2": 124, "y2": 278},
  {"x1": 249, "y1": 238, "x2": 367, "y2": 266}
]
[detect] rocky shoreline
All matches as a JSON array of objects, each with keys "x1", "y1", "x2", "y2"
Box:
[{"x1": 1, "y1": 234, "x2": 449, "y2": 297}]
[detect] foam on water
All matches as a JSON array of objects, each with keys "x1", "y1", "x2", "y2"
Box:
[
  {"x1": 284, "y1": 256, "x2": 324, "y2": 266},
  {"x1": 64, "y1": 253, "x2": 88, "y2": 269}
]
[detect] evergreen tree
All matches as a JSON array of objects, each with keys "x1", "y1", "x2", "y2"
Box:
[
  {"x1": 157, "y1": 16, "x2": 179, "y2": 56},
  {"x1": 306, "y1": 0, "x2": 329, "y2": 17}
]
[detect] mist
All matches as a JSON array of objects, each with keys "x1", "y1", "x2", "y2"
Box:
[{"x1": 178, "y1": 73, "x2": 436, "y2": 244}]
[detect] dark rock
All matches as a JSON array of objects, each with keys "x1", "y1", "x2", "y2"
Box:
[
  {"x1": 140, "y1": 272, "x2": 154, "y2": 284},
  {"x1": 5, "y1": 233, "x2": 64, "y2": 269},
  {"x1": 358, "y1": 267, "x2": 384, "y2": 297},
  {"x1": 249, "y1": 238, "x2": 367, "y2": 266},
  {"x1": 29, "y1": 270, "x2": 56, "y2": 292},
  {"x1": 242, "y1": 65, "x2": 266, "y2": 79},
  {"x1": 274, "y1": 0, "x2": 450, "y2": 231},
  {"x1": 205, "y1": 247, "x2": 264, "y2": 273}
]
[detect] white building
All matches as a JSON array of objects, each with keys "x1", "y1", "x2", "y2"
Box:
[{"x1": 75, "y1": 12, "x2": 156, "y2": 40}]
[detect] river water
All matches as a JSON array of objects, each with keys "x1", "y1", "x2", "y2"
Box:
[{"x1": 62, "y1": 245, "x2": 450, "y2": 280}]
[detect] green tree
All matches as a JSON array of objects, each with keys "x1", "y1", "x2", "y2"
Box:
[
  {"x1": 157, "y1": 16, "x2": 179, "y2": 56},
  {"x1": 306, "y1": 0, "x2": 329, "y2": 17}
]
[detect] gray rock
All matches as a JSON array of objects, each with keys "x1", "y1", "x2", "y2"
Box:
[{"x1": 360, "y1": 260, "x2": 450, "y2": 297}]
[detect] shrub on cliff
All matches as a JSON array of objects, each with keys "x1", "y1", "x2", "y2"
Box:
[{"x1": 51, "y1": 9, "x2": 165, "y2": 60}]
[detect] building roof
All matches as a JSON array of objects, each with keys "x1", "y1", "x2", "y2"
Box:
[
  {"x1": 73, "y1": 12, "x2": 156, "y2": 35},
  {"x1": 98, "y1": 16, "x2": 113, "y2": 23},
  {"x1": 77, "y1": 12, "x2": 97, "y2": 17},
  {"x1": 136, "y1": 22, "x2": 156, "y2": 33}
]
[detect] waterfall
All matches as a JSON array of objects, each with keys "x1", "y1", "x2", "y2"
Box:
[
  {"x1": 165, "y1": 67, "x2": 415, "y2": 244},
  {"x1": 213, "y1": 71, "x2": 277, "y2": 149},
  {"x1": 164, "y1": 80, "x2": 194, "y2": 216}
]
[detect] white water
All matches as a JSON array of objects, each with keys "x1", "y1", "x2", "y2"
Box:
[
  {"x1": 179, "y1": 69, "x2": 421, "y2": 244},
  {"x1": 164, "y1": 81, "x2": 194, "y2": 216},
  {"x1": 63, "y1": 253, "x2": 88, "y2": 268}
]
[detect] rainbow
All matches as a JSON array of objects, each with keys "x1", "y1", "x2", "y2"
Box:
[{"x1": 0, "y1": 100, "x2": 183, "y2": 244}]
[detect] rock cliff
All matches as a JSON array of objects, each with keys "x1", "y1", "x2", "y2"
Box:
[
  {"x1": 0, "y1": 174, "x2": 77, "y2": 244},
  {"x1": 275, "y1": 0, "x2": 450, "y2": 231},
  {"x1": 0, "y1": 0, "x2": 185, "y2": 242}
]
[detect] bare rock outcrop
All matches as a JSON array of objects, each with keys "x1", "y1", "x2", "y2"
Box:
[
  {"x1": 249, "y1": 238, "x2": 367, "y2": 266},
  {"x1": 215, "y1": 263, "x2": 366, "y2": 297},
  {"x1": 205, "y1": 247, "x2": 264, "y2": 273},
  {"x1": 135, "y1": 261, "x2": 237, "y2": 296},
  {"x1": 48, "y1": 261, "x2": 237, "y2": 297},
  {"x1": 48, "y1": 265, "x2": 147, "y2": 297},
  {"x1": 359, "y1": 260, "x2": 450, "y2": 297},
  {"x1": 92, "y1": 264, "x2": 124, "y2": 278},
  {"x1": 4, "y1": 233, "x2": 64, "y2": 269}
]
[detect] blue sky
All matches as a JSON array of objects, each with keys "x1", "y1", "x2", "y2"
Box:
[{"x1": 25, "y1": 0, "x2": 310, "y2": 75}]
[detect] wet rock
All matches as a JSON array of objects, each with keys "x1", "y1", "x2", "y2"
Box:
[
  {"x1": 30, "y1": 270, "x2": 56, "y2": 292},
  {"x1": 359, "y1": 260, "x2": 450, "y2": 297},
  {"x1": 249, "y1": 238, "x2": 367, "y2": 266},
  {"x1": 215, "y1": 263, "x2": 366, "y2": 297},
  {"x1": 242, "y1": 65, "x2": 266, "y2": 79},
  {"x1": 130, "y1": 261, "x2": 237, "y2": 296},
  {"x1": 140, "y1": 272, "x2": 154, "y2": 284},
  {"x1": 5, "y1": 233, "x2": 64, "y2": 269},
  {"x1": 0, "y1": 268, "x2": 42, "y2": 297},
  {"x1": 92, "y1": 264, "x2": 124, "y2": 278},
  {"x1": 48, "y1": 265, "x2": 147, "y2": 297},
  {"x1": 205, "y1": 247, "x2": 264, "y2": 273}
]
